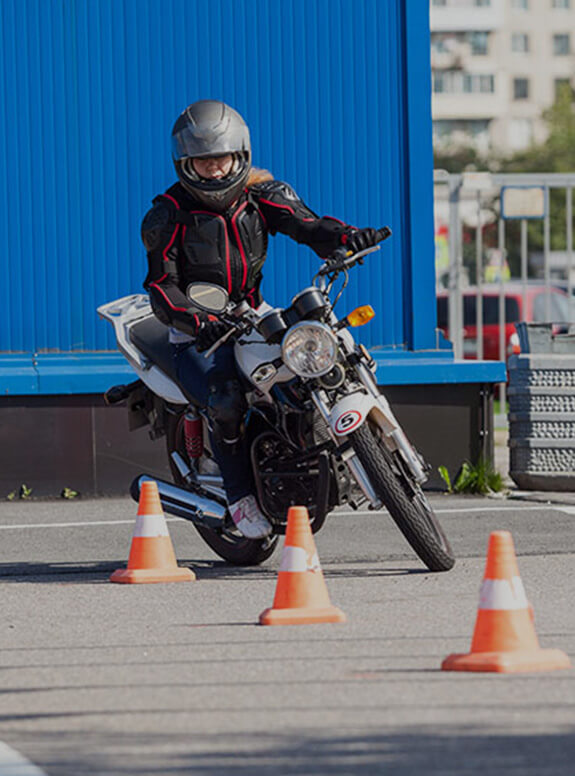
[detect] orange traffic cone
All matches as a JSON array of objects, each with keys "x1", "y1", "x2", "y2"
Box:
[
  {"x1": 110, "y1": 480, "x2": 195, "y2": 584},
  {"x1": 259, "y1": 506, "x2": 346, "y2": 625},
  {"x1": 442, "y1": 531, "x2": 571, "y2": 673}
]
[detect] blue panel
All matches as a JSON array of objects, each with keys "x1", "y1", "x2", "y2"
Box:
[
  {"x1": 374, "y1": 356, "x2": 507, "y2": 386},
  {"x1": 0, "y1": 354, "x2": 135, "y2": 396},
  {"x1": 35, "y1": 354, "x2": 136, "y2": 394},
  {"x1": 0, "y1": 357, "x2": 39, "y2": 396},
  {"x1": 403, "y1": 1, "x2": 439, "y2": 350},
  {"x1": 0, "y1": 0, "x2": 467, "y2": 395},
  {"x1": 0, "y1": 352, "x2": 506, "y2": 395}
]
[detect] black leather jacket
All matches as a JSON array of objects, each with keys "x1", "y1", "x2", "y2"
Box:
[{"x1": 142, "y1": 179, "x2": 350, "y2": 335}]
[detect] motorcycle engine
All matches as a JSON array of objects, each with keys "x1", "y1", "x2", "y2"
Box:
[{"x1": 250, "y1": 431, "x2": 332, "y2": 534}]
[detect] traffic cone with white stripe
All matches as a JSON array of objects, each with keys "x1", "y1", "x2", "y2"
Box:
[
  {"x1": 110, "y1": 480, "x2": 195, "y2": 584},
  {"x1": 259, "y1": 506, "x2": 346, "y2": 625},
  {"x1": 442, "y1": 531, "x2": 570, "y2": 673}
]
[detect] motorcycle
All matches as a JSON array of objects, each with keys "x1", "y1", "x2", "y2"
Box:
[{"x1": 98, "y1": 228, "x2": 455, "y2": 571}]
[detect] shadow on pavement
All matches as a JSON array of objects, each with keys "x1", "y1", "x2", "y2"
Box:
[
  {"x1": 0, "y1": 559, "x2": 427, "y2": 583},
  {"x1": 8, "y1": 727, "x2": 575, "y2": 775}
]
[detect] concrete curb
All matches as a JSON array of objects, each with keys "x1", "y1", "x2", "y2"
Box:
[{"x1": 507, "y1": 489, "x2": 575, "y2": 506}]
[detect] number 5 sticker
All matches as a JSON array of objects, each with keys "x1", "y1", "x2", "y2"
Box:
[{"x1": 334, "y1": 410, "x2": 362, "y2": 434}]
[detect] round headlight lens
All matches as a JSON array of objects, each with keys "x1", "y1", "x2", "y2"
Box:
[{"x1": 282, "y1": 322, "x2": 338, "y2": 378}]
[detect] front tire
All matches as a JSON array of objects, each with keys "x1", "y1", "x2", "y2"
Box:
[
  {"x1": 166, "y1": 410, "x2": 278, "y2": 566},
  {"x1": 350, "y1": 423, "x2": 455, "y2": 572}
]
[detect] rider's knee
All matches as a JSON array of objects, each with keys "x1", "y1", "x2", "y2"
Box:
[{"x1": 207, "y1": 378, "x2": 246, "y2": 446}]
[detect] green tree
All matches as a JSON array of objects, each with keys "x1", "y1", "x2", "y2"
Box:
[
  {"x1": 435, "y1": 87, "x2": 575, "y2": 276},
  {"x1": 433, "y1": 144, "x2": 489, "y2": 174},
  {"x1": 499, "y1": 84, "x2": 575, "y2": 257},
  {"x1": 502, "y1": 84, "x2": 575, "y2": 175},
  {"x1": 434, "y1": 88, "x2": 575, "y2": 279}
]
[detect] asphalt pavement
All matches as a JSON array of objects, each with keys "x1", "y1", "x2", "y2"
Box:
[{"x1": 0, "y1": 493, "x2": 573, "y2": 775}]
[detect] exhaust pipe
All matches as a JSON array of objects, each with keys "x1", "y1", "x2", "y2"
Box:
[
  {"x1": 130, "y1": 474, "x2": 227, "y2": 531},
  {"x1": 170, "y1": 451, "x2": 226, "y2": 500}
]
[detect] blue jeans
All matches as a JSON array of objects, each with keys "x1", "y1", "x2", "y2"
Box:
[{"x1": 172, "y1": 341, "x2": 253, "y2": 504}]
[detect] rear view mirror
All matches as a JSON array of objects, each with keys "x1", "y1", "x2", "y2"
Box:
[{"x1": 186, "y1": 283, "x2": 229, "y2": 314}]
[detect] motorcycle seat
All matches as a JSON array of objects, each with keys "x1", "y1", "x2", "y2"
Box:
[{"x1": 129, "y1": 315, "x2": 180, "y2": 383}]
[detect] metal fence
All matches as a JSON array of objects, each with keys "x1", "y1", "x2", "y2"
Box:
[{"x1": 434, "y1": 171, "x2": 575, "y2": 415}]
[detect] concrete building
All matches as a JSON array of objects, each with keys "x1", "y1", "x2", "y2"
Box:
[{"x1": 431, "y1": 0, "x2": 575, "y2": 155}]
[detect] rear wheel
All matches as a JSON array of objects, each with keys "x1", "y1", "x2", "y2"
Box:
[
  {"x1": 350, "y1": 423, "x2": 455, "y2": 572},
  {"x1": 166, "y1": 410, "x2": 278, "y2": 566}
]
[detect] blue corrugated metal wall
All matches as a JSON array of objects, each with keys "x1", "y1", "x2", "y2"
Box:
[{"x1": 0, "y1": 0, "x2": 443, "y2": 393}]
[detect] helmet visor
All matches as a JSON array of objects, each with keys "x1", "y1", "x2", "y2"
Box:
[{"x1": 172, "y1": 125, "x2": 248, "y2": 161}]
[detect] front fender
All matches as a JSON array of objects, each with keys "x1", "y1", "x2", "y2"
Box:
[{"x1": 328, "y1": 392, "x2": 379, "y2": 437}]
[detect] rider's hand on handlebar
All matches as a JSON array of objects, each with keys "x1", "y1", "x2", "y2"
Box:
[
  {"x1": 194, "y1": 315, "x2": 230, "y2": 353},
  {"x1": 342, "y1": 227, "x2": 380, "y2": 255}
]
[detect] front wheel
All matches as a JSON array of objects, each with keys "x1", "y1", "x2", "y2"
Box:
[
  {"x1": 166, "y1": 410, "x2": 278, "y2": 566},
  {"x1": 350, "y1": 423, "x2": 455, "y2": 572}
]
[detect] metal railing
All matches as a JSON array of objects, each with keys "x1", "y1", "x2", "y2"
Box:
[{"x1": 434, "y1": 171, "x2": 575, "y2": 418}]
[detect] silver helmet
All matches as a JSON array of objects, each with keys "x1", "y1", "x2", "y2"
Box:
[{"x1": 171, "y1": 100, "x2": 251, "y2": 211}]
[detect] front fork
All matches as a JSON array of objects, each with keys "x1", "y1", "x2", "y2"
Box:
[
  {"x1": 351, "y1": 360, "x2": 428, "y2": 485},
  {"x1": 311, "y1": 389, "x2": 382, "y2": 509},
  {"x1": 311, "y1": 364, "x2": 428, "y2": 508}
]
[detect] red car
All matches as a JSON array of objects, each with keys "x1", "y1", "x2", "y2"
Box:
[{"x1": 436, "y1": 283, "x2": 574, "y2": 360}]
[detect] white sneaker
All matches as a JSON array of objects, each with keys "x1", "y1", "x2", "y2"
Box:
[{"x1": 229, "y1": 495, "x2": 273, "y2": 539}]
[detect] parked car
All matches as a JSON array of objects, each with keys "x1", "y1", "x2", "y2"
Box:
[{"x1": 436, "y1": 282, "x2": 575, "y2": 360}]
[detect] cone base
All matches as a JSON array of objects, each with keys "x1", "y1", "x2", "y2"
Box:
[
  {"x1": 442, "y1": 648, "x2": 571, "y2": 674},
  {"x1": 110, "y1": 566, "x2": 195, "y2": 584},
  {"x1": 259, "y1": 605, "x2": 346, "y2": 626}
]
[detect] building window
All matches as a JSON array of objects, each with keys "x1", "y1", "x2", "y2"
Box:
[
  {"x1": 433, "y1": 71, "x2": 495, "y2": 94},
  {"x1": 431, "y1": 31, "x2": 489, "y2": 56},
  {"x1": 433, "y1": 72, "x2": 445, "y2": 93},
  {"x1": 513, "y1": 77, "x2": 529, "y2": 99},
  {"x1": 479, "y1": 74, "x2": 494, "y2": 93},
  {"x1": 469, "y1": 31, "x2": 489, "y2": 55},
  {"x1": 463, "y1": 74, "x2": 495, "y2": 93},
  {"x1": 433, "y1": 119, "x2": 491, "y2": 153},
  {"x1": 553, "y1": 33, "x2": 571, "y2": 55},
  {"x1": 552, "y1": 0, "x2": 570, "y2": 8},
  {"x1": 511, "y1": 0, "x2": 528, "y2": 9},
  {"x1": 511, "y1": 33, "x2": 529, "y2": 53},
  {"x1": 432, "y1": 0, "x2": 492, "y2": 6},
  {"x1": 431, "y1": 34, "x2": 449, "y2": 53},
  {"x1": 432, "y1": 0, "x2": 492, "y2": 5},
  {"x1": 434, "y1": 119, "x2": 490, "y2": 138}
]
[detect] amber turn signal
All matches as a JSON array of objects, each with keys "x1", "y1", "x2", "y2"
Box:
[{"x1": 346, "y1": 305, "x2": 375, "y2": 327}]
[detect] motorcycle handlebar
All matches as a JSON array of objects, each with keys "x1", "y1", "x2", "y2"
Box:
[
  {"x1": 202, "y1": 324, "x2": 237, "y2": 359},
  {"x1": 204, "y1": 226, "x2": 392, "y2": 354},
  {"x1": 321, "y1": 226, "x2": 392, "y2": 273},
  {"x1": 200, "y1": 308, "x2": 255, "y2": 359}
]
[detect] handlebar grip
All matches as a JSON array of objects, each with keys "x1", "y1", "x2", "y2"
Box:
[
  {"x1": 323, "y1": 226, "x2": 392, "y2": 270},
  {"x1": 376, "y1": 226, "x2": 392, "y2": 242}
]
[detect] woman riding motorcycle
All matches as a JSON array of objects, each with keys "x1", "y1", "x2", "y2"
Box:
[{"x1": 142, "y1": 99, "x2": 381, "y2": 540}]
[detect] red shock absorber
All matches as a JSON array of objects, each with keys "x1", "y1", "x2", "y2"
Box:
[{"x1": 184, "y1": 410, "x2": 204, "y2": 459}]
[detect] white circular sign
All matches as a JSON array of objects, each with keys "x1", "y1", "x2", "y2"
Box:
[{"x1": 334, "y1": 410, "x2": 362, "y2": 434}]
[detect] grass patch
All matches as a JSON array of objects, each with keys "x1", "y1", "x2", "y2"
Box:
[
  {"x1": 439, "y1": 458, "x2": 505, "y2": 496},
  {"x1": 494, "y1": 399, "x2": 509, "y2": 416}
]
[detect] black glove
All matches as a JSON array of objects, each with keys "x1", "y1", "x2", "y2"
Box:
[
  {"x1": 194, "y1": 315, "x2": 229, "y2": 353},
  {"x1": 344, "y1": 227, "x2": 379, "y2": 254}
]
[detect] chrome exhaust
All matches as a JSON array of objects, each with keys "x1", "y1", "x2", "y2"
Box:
[
  {"x1": 130, "y1": 474, "x2": 227, "y2": 530},
  {"x1": 170, "y1": 451, "x2": 226, "y2": 500}
]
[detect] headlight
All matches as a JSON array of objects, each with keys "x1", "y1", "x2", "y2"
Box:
[{"x1": 282, "y1": 322, "x2": 338, "y2": 378}]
